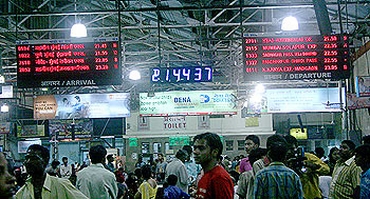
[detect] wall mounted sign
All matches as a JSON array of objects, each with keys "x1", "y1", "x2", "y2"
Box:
[
  {"x1": 16, "y1": 37, "x2": 121, "y2": 88},
  {"x1": 243, "y1": 34, "x2": 350, "y2": 81}
]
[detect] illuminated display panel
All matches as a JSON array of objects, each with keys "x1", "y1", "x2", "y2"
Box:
[
  {"x1": 243, "y1": 34, "x2": 350, "y2": 81},
  {"x1": 150, "y1": 66, "x2": 213, "y2": 83},
  {"x1": 16, "y1": 38, "x2": 121, "y2": 88}
]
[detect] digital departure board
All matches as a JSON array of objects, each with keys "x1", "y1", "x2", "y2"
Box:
[
  {"x1": 16, "y1": 38, "x2": 121, "y2": 88},
  {"x1": 150, "y1": 66, "x2": 212, "y2": 83},
  {"x1": 243, "y1": 34, "x2": 350, "y2": 81}
]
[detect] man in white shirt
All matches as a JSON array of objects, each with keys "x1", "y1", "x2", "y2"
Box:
[
  {"x1": 59, "y1": 156, "x2": 72, "y2": 179},
  {"x1": 76, "y1": 145, "x2": 118, "y2": 199},
  {"x1": 165, "y1": 149, "x2": 189, "y2": 193}
]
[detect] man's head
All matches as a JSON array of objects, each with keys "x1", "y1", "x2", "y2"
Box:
[
  {"x1": 340, "y1": 140, "x2": 356, "y2": 161},
  {"x1": 363, "y1": 135, "x2": 370, "y2": 145},
  {"x1": 175, "y1": 149, "x2": 188, "y2": 163},
  {"x1": 0, "y1": 153, "x2": 16, "y2": 198},
  {"x1": 167, "y1": 174, "x2": 178, "y2": 186},
  {"x1": 315, "y1": 147, "x2": 325, "y2": 158},
  {"x1": 25, "y1": 144, "x2": 50, "y2": 177},
  {"x1": 182, "y1": 145, "x2": 193, "y2": 161},
  {"x1": 157, "y1": 153, "x2": 164, "y2": 162},
  {"x1": 107, "y1": 154, "x2": 114, "y2": 163},
  {"x1": 89, "y1": 145, "x2": 107, "y2": 164},
  {"x1": 244, "y1": 135, "x2": 260, "y2": 154},
  {"x1": 193, "y1": 132, "x2": 223, "y2": 166},
  {"x1": 62, "y1": 156, "x2": 68, "y2": 164},
  {"x1": 354, "y1": 144, "x2": 370, "y2": 171}
]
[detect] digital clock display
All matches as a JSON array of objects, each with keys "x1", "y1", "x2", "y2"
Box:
[
  {"x1": 150, "y1": 66, "x2": 213, "y2": 83},
  {"x1": 243, "y1": 34, "x2": 350, "y2": 81},
  {"x1": 16, "y1": 38, "x2": 121, "y2": 88}
]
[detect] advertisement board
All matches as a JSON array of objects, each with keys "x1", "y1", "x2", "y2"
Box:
[
  {"x1": 139, "y1": 90, "x2": 238, "y2": 116},
  {"x1": 34, "y1": 93, "x2": 130, "y2": 119},
  {"x1": 356, "y1": 76, "x2": 370, "y2": 97},
  {"x1": 264, "y1": 87, "x2": 345, "y2": 113}
]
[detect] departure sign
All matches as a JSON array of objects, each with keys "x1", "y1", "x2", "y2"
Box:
[
  {"x1": 243, "y1": 34, "x2": 350, "y2": 81},
  {"x1": 16, "y1": 38, "x2": 121, "y2": 88},
  {"x1": 150, "y1": 66, "x2": 212, "y2": 83}
]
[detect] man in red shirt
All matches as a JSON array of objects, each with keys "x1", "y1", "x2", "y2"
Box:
[{"x1": 193, "y1": 132, "x2": 234, "y2": 199}]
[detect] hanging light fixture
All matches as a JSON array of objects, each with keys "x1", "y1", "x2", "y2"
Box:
[
  {"x1": 70, "y1": 0, "x2": 87, "y2": 38},
  {"x1": 281, "y1": 16, "x2": 299, "y2": 31},
  {"x1": 129, "y1": 70, "x2": 141, "y2": 80},
  {"x1": 1, "y1": 104, "x2": 9, "y2": 113},
  {"x1": 70, "y1": 23, "x2": 87, "y2": 38}
]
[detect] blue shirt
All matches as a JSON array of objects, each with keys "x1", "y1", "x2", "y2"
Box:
[
  {"x1": 164, "y1": 185, "x2": 190, "y2": 199},
  {"x1": 253, "y1": 162, "x2": 303, "y2": 199},
  {"x1": 360, "y1": 168, "x2": 370, "y2": 199}
]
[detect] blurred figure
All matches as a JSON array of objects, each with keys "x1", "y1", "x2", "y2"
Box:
[
  {"x1": 329, "y1": 140, "x2": 362, "y2": 199},
  {"x1": 193, "y1": 132, "x2": 234, "y2": 199},
  {"x1": 15, "y1": 144, "x2": 88, "y2": 198},
  {"x1": 253, "y1": 135, "x2": 303, "y2": 199},
  {"x1": 106, "y1": 154, "x2": 115, "y2": 172},
  {"x1": 134, "y1": 164, "x2": 158, "y2": 199},
  {"x1": 135, "y1": 155, "x2": 146, "y2": 168},
  {"x1": 115, "y1": 168, "x2": 128, "y2": 199},
  {"x1": 354, "y1": 144, "x2": 370, "y2": 199},
  {"x1": 165, "y1": 149, "x2": 189, "y2": 193},
  {"x1": 163, "y1": 174, "x2": 190, "y2": 199},
  {"x1": 155, "y1": 153, "x2": 167, "y2": 182},
  {"x1": 315, "y1": 147, "x2": 328, "y2": 163},
  {"x1": 45, "y1": 159, "x2": 60, "y2": 177},
  {"x1": 239, "y1": 135, "x2": 260, "y2": 173},
  {"x1": 284, "y1": 135, "x2": 329, "y2": 199},
  {"x1": 236, "y1": 148, "x2": 267, "y2": 199},
  {"x1": 60, "y1": 156, "x2": 72, "y2": 179},
  {"x1": 328, "y1": 147, "x2": 341, "y2": 175},
  {"x1": 0, "y1": 152, "x2": 16, "y2": 198},
  {"x1": 76, "y1": 145, "x2": 118, "y2": 199},
  {"x1": 182, "y1": 145, "x2": 201, "y2": 185}
]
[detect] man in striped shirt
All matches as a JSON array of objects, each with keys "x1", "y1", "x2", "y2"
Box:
[{"x1": 329, "y1": 140, "x2": 362, "y2": 199}]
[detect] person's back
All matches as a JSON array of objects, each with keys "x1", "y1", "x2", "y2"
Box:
[
  {"x1": 253, "y1": 135, "x2": 303, "y2": 199},
  {"x1": 164, "y1": 174, "x2": 190, "y2": 199},
  {"x1": 76, "y1": 145, "x2": 118, "y2": 199}
]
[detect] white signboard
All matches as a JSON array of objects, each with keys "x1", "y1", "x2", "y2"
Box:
[
  {"x1": 140, "y1": 90, "x2": 238, "y2": 116},
  {"x1": 265, "y1": 87, "x2": 345, "y2": 113}
]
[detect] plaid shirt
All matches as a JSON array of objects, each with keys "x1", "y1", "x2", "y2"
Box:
[
  {"x1": 329, "y1": 156, "x2": 362, "y2": 199},
  {"x1": 253, "y1": 162, "x2": 303, "y2": 199}
]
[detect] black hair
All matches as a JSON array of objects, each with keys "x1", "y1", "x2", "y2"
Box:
[
  {"x1": 342, "y1": 140, "x2": 356, "y2": 150},
  {"x1": 175, "y1": 149, "x2": 188, "y2": 160},
  {"x1": 355, "y1": 144, "x2": 370, "y2": 160},
  {"x1": 315, "y1": 147, "x2": 325, "y2": 158},
  {"x1": 245, "y1": 135, "x2": 260, "y2": 146},
  {"x1": 268, "y1": 141, "x2": 288, "y2": 162},
  {"x1": 141, "y1": 164, "x2": 152, "y2": 180},
  {"x1": 182, "y1": 145, "x2": 193, "y2": 155},
  {"x1": 89, "y1": 145, "x2": 107, "y2": 164},
  {"x1": 27, "y1": 144, "x2": 50, "y2": 166},
  {"x1": 167, "y1": 174, "x2": 178, "y2": 186},
  {"x1": 249, "y1": 148, "x2": 267, "y2": 165},
  {"x1": 193, "y1": 132, "x2": 223, "y2": 159},
  {"x1": 266, "y1": 135, "x2": 286, "y2": 149},
  {"x1": 283, "y1": 135, "x2": 298, "y2": 148},
  {"x1": 363, "y1": 135, "x2": 370, "y2": 145}
]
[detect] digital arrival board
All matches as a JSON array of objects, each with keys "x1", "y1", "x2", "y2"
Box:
[
  {"x1": 16, "y1": 38, "x2": 121, "y2": 88},
  {"x1": 243, "y1": 34, "x2": 350, "y2": 81}
]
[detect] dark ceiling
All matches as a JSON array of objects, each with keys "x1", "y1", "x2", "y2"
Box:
[{"x1": 0, "y1": 0, "x2": 369, "y2": 107}]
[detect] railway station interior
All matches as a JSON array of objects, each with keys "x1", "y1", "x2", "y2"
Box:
[{"x1": 0, "y1": 0, "x2": 369, "y2": 181}]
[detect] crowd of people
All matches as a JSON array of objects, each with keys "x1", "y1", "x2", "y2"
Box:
[{"x1": 0, "y1": 132, "x2": 370, "y2": 198}]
